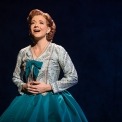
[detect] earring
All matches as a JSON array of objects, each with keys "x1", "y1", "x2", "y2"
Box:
[
  {"x1": 46, "y1": 32, "x2": 49, "y2": 36},
  {"x1": 46, "y1": 32, "x2": 49, "y2": 40}
]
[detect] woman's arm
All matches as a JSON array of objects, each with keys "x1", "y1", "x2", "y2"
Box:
[
  {"x1": 50, "y1": 45, "x2": 78, "y2": 93},
  {"x1": 12, "y1": 49, "x2": 26, "y2": 94}
]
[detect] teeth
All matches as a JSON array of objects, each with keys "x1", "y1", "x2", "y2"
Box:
[{"x1": 34, "y1": 29, "x2": 40, "y2": 32}]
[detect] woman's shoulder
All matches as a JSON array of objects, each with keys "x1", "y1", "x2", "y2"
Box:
[
  {"x1": 51, "y1": 43, "x2": 66, "y2": 51},
  {"x1": 17, "y1": 45, "x2": 31, "y2": 56},
  {"x1": 19, "y1": 45, "x2": 30, "y2": 53}
]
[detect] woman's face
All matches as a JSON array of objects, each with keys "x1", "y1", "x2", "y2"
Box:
[{"x1": 30, "y1": 15, "x2": 50, "y2": 40}]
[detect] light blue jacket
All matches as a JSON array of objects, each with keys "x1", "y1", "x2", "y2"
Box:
[{"x1": 12, "y1": 43, "x2": 78, "y2": 94}]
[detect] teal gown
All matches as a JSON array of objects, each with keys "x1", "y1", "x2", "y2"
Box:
[{"x1": 0, "y1": 43, "x2": 88, "y2": 122}]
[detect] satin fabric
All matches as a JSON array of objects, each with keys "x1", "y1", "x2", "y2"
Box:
[
  {"x1": 25, "y1": 60, "x2": 43, "y2": 81},
  {"x1": 0, "y1": 91, "x2": 88, "y2": 122}
]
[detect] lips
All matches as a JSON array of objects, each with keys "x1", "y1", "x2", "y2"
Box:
[{"x1": 33, "y1": 29, "x2": 41, "y2": 32}]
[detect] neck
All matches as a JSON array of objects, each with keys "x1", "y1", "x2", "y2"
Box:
[
  {"x1": 33, "y1": 37, "x2": 49, "y2": 49},
  {"x1": 36, "y1": 40, "x2": 49, "y2": 49},
  {"x1": 31, "y1": 38, "x2": 50, "y2": 59}
]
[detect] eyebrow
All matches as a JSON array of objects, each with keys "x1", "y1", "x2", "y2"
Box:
[{"x1": 31, "y1": 20, "x2": 44, "y2": 22}]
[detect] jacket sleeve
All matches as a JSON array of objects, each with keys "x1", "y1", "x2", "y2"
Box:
[
  {"x1": 51, "y1": 46, "x2": 78, "y2": 93},
  {"x1": 12, "y1": 49, "x2": 25, "y2": 94}
]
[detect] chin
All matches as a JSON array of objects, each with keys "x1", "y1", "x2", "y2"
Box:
[{"x1": 34, "y1": 36, "x2": 44, "y2": 41}]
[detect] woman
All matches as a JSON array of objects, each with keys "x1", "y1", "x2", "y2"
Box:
[{"x1": 0, "y1": 9, "x2": 88, "y2": 122}]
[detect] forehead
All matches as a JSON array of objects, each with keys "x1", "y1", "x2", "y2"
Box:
[{"x1": 31, "y1": 15, "x2": 46, "y2": 22}]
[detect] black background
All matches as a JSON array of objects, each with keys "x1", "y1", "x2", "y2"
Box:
[{"x1": 0, "y1": 0, "x2": 122, "y2": 122}]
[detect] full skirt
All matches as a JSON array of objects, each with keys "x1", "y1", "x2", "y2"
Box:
[{"x1": 0, "y1": 91, "x2": 88, "y2": 122}]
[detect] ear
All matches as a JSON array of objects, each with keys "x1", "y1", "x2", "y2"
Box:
[{"x1": 47, "y1": 27, "x2": 51, "y2": 34}]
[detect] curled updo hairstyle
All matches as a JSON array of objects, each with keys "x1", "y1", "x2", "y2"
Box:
[{"x1": 27, "y1": 9, "x2": 56, "y2": 42}]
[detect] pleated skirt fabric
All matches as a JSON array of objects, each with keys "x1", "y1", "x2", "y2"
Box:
[{"x1": 0, "y1": 91, "x2": 88, "y2": 122}]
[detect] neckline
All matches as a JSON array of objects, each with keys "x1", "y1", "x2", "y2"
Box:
[{"x1": 29, "y1": 42, "x2": 51, "y2": 60}]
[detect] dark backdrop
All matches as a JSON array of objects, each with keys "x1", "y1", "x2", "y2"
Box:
[{"x1": 0, "y1": 0, "x2": 122, "y2": 122}]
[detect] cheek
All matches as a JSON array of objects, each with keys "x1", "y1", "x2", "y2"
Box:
[
  {"x1": 30, "y1": 26, "x2": 33, "y2": 33},
  {"x1": 30, "y1": 25, "x2": 33, "y2": 30},
  {"x1": 43, "y1": 26, "x2": 49, "y2": 32}
]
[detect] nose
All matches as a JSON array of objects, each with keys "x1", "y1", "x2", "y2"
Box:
[
  {"x1": 34, "y1": 23, "x2": 39, "y2": 28},
  {"x1": 34, "y1": 24, "x2": 38, "y2": 28}
]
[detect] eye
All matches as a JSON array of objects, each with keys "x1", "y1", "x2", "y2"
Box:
[
  {"x1": 39, "y1": 22, "x2": 44, "y2": 24},
  {"x1": 30, "y1": 22, "x2": 35, "y2": 25}
]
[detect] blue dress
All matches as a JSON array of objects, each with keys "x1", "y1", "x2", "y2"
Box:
[{"x1": 0, "y1": 43, "x2": 88, "y2": 122}]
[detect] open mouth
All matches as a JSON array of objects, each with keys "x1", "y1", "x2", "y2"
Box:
[{"x1": 33, "y1": 29, "x2": 41, "y2": 32}]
